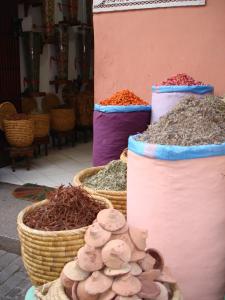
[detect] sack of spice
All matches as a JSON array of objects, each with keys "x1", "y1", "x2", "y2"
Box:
[
  {"x1": 151, "y1": 73, "x2": 213, "y2": 123},
  {"x1": 127, "y1": 96, "x2": 225, "y2": 300},
  {"x1": 93, "y1": 89, "x2": 151, "y2": 166}
]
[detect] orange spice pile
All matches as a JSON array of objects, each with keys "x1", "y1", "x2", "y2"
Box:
[{"x1": 100, "y1": 89, "x2": 149, "y2": 106}]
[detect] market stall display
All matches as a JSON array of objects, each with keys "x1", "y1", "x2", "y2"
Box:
[
  {"x1": 151, "y1": 73, "x2": 213, "y2": 123},
  {"x1": 55, "y1": 24, "x2": 69, "y2": 80},
  {"x1": 42, "y1": 0, "x2": 55, "y2": 43},
  {"x1": 74, "y1": 160, "x2": 127, "y2": 215},
  {"x1": 93, "y1": 90, "x2": 151, "y2": 166},
  {"x1": 17, "y1": 186, "x2": 112, "y2": 285},
  {"x1": 34, "y1": 208, "x2": 182, "y2": 300},
  {"x1": 127, "y1": 96, "x2": 225, "y2": 300}
]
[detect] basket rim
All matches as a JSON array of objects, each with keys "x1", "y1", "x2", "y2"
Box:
[
  {"x1": 17, "y1": 195, "x2": 112, "y2": 236},
  {"x1": 73, "y1": 166, "x2": 127, "y2": 195}
]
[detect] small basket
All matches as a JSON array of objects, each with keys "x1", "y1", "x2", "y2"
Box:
[
  {"x1": 29, "y1": 114, "x2": 50, "y2": 138},
  {"x1": 50, "y1": 108, "x2": 75, "y2": 132},
  {"x1": 120, "y1": 148, "x2": 128, "y2": 163},
  {"x1": 0, "y1": 102, "x2": 17, "y2": 130},
  {"x1": 73, "y1": 167, "x2": 127, "y2": 216},
  {"x1": 3, "y1": 119, "x2": 34, "y2": 147},
  {"x1": 17, "y1": 196, "x2": 112, "y2": 286}
]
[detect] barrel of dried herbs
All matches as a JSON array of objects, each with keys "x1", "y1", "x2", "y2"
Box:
[
  {"x1": 151, "y1": 73, "x2": 213, "y2": 123},
  {"x1": 127, "y1": 96, "x2": 225, "y2": 300},
  {"x1": 93, "y1": 90, "x2": 151, "y2": 166}
]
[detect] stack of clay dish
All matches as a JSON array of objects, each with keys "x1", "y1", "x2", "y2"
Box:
[
  {"x1": 73, "y1": 168, "x2": 127, "y2": 216},
  {"x1": 35, "y1": 208, "x2": 182, "y2": 300}
]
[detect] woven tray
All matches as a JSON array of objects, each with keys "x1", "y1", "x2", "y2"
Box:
[
  {"x1": 17, "y1": 196, "x2": 112, "y2": 286},
  {"x1": 73, "y1": 167, "x2": 126, "y2": 216}
]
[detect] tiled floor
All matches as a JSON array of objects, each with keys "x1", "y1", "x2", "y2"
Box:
[{"x1": 0, "y1": 142, "x2": 92, "y2": 187}]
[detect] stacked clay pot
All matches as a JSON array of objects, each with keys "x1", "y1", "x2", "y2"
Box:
[{"x1": 59, "y1": 208, "x2": 178, "y2": 300}]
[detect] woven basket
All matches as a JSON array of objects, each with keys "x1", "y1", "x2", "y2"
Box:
[
  {"x1": 29, "y1": 114, "x2": 50, "y2": 138},
  {"x1": 17, "y1": 196, "x2": 112, "y2": 286},
  {"x1": 50, "y1": 108, "x2": 75, "y2": 131},
  {"x1": 42, "y1": 93, "x2": 60, "y2": 113},
  {"x1": 73, "y1": 167, "x2": 127, "y2": 216},
  {"x1": 3, "y1": 119, "x2": 34, "y2": 147},
  {"x1": 34, "y1": 280, "x2": 182, "y2": 300},
  {"x1": 0, "y1": 102, "x2": 17, "y2": 130},
  {"x1": 120, "y1": 148, "x2": 128, "y2": 163},
  {"x1": 22, "y1": 97, "x2": 37, "y2": 114}
]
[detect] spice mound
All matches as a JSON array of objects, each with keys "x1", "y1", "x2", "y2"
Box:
[
  {"x1": 23, "y1": 186, "x2": 106, "y2": 231},
  {"x1": 137, "y1": 96, "x2": 225, "y2": 146},
  {"x1": 99, "y1": 89, "x2": 149, "y2": 106},
  {"x1": 158, "y1": 73, "x2": 206, "y2": 86},
  {"x1": 50, "y1": 208, "x2": 179, "y2": 300},
  {"x1": 84, "y1": 160, "x2": 127, "y2": 191}
]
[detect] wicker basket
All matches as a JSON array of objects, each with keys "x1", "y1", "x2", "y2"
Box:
[
  {"x1": 73, "y1": 167, "x2": 127, "y2": 216},
  {"x1": 17, "y1": 196, "x2": 112, "y2": 286},
  {"x1": 50, "y1": 108, "x2": 75, "y2": 131},
  {"x1": 3, "y1": 119, "x2": 34, "y2": 147},
  {"x1": 0, "y1": 102, "x2": 17, "y2": 130},
  {"x1": 120, "y1": 148, "x2": 128, "y2": 163},
  {"x1": 34, "y1": 280, "x2": 182, "y2": 300},
  {"x1": 22, "y1": 97, "x2": 37, "y2": 114},
  {"x1": 41, "y1": 93, "x2": 60, "y2": 113},
  {"x1": 29, "y1": 114, "x2": 50, "y2": 138}
]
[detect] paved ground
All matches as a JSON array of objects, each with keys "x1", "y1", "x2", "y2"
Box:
[{"x1": 0, "y1": 250, "x2": 31, "y2": 300}]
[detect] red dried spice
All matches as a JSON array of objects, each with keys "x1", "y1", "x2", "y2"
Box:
[
  {"x1": 159, "y1": 73, "x2": 205, "y2": 86},
  {"x1": 100, "y1": 89, "x2": 149, "y2": 106},
  {"x1": 23, "y1": 186, "x2": 106, "y2": 231}
]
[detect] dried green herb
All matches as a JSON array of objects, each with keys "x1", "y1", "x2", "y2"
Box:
[
  {"x1": 84, "y1": 160, "x2": 127, "y2": 191},
  {"x1": 137, "y1": 96, "x2": 225, "y2": 146}
]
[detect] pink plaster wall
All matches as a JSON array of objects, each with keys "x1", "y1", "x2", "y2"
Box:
[{"x1": 94, "y1": 0, "x2": 225, "y2": 102}]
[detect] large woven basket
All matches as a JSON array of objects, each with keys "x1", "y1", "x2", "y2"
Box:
[
  {"x1": 17, "y1": 196, "x2": 112, "y2": 286},
  {"x1": 50, "y1": 108, "x2": 75, "y2": 131},
  {"x1": 120, "y1": 148, "x2": 128, "y2": 163},
  {"x1": 73, "y1": 167, "x2": 127, "y2": 216},
  {"x1": 3, "y1": 119, "x2": 34, "y2": 147},
  {"x1": 0, "y1": 102, "x2": 17, "y2": 130},
  {"x1": 34, "y1": 279, "x2": 182, "y2": 300},
  {"x1": 29, "y1": 114, "x2": 50, "y2": 138}
]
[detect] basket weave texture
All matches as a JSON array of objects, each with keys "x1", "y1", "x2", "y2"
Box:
[
  {"x1": 3, "y1": 119, "x2": 34, "y2": 147},
  {"x1": 35, "y1": 279, "x2": 182, "y2": 300},
  {"x1": 29, "y1": 114, "x2": 50, "y2": 138},
  {"x1": 50, "y1": 108, "x2": 75, "y2": 131},
  {"x1": 0, "y1": 102, "x2": 17, "y2": 130},
  {"x1": 120, "y1": 148, "x2": 128, "y2": 163},
  {"x1": 17, "y1": 196, "x2": 112, "y2": 286},
  {"x1": 73, "y1": 167, "x2": 127, "y2": 216}
]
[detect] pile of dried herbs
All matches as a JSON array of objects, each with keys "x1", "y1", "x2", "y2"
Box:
[
  {"x1": 84, "y1": 160, "x2": 127, "y2": 191},
  {"x1": 23, "y1": 186, "x2": 106, "y2": 231},
  {"x1": 137, "y1": 96, "x2": 225, "y2": 146}
]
